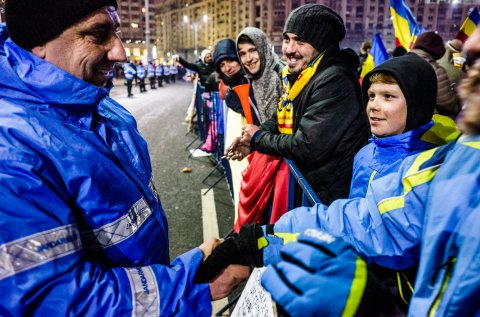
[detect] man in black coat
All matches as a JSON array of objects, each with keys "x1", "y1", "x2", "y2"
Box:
[
  {"x1": 226, "y1": 4, "x2": 369, "y2": 205},
  {"x1": 178, "y1": 49, "x2": 215, "y2": 88}
]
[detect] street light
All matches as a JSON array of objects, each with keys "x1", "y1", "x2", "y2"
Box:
[
  {"x1": 183, "y1": 14, "x2": 208, "y2": 58},
  {"x1": 144, "y1": 0, "x2": 152, "y2": 62}
]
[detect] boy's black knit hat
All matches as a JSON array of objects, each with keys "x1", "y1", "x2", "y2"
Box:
[
  {"x1": 5, "y1": 0, "x2": 118, "y2": 51},
  {"x1": 284, "y1": 4, "x2": 345, "y2": 53}
]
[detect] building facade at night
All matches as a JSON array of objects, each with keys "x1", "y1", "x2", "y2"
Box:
[
  {"x1": 0, "y1": 1, "x2": 477, "y2": 60},
  {"x1": 156, "y1": 0, "x2": 478, "y2": 60}
]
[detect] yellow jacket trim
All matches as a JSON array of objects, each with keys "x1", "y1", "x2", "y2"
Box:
[
  {"x1": 421, "y1": 114, "x2": 460, "y2": 146},
  {"x1": 378, "y1": 148, "x2": 439, "y2": 214},
  {"x1": 341, "y1": 257, "x2": 368, "y2": 317}
]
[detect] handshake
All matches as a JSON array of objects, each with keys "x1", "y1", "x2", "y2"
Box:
[
  {"x1": 196, "y1": 225, "x2": 265, "y2": 300},
  {"x1": 197, "y1": 225, "x2": 377, "y2": 317}
]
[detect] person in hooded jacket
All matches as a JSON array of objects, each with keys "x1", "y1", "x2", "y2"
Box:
[
  {"x1": 178, "y1": 49, "x2": 215, "y2": 88},
  {"x1": 197, "y1": 53, "x2": 460, "y2": 313},
  {"x1": 226, "y1": 4, "x2": 370, "y2": 206},
  {"x1": 349, "y1": 53, "x2": 459, "y2": 199},
  {"x1": 0, "y1": 1, "x2": 249, "y2": 316},
  {"x1": 232, "y1": 27, "x2": 291, "y2": 230},
  {"x1": 211, "y1": 38, "x2": 261, "y2": 123},
  {"x1": 259, "y1": 26, "x2": 480, "y2": 317},
  {"x1": 236, "y1": 27, "x2": 284, "y2": 123},
  {"x1": 411, "y1": 31, "x2": 460, "y2": 117}
]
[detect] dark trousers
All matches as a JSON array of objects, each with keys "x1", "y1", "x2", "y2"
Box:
[
  {"x1": 149, "y1": 76, "x2": 156, "y2": 89},
  {"x1": 170, "y1": 74, "x2": 176, "y2": 83},
  {"x1": 157, "y1": 76, "x2": 163, "y2": 87},
  {"x1": 126, "y1": 79, "x2": 133, "y2": 97},
  {"x1": 139, "y1": 79, "x2": 146, "y2": 92}
]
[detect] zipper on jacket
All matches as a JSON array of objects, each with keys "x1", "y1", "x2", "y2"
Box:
[{"x1": 428, "y1": 257, "x2": 456, "y2": 317}]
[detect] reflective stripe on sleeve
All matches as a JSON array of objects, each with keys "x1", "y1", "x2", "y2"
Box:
[
  {"x1": 82, "y1": 197, "x2": 153, "y2": 251},
  {"x1": 124, "y1": 266, "x2": 160, "y2": 317},
  {"x1": 377, "y1": 148, "x2": 440, "y2": 214},
  {"x1": 0, "y1": 224, "x2": 81, "y2": 280}
]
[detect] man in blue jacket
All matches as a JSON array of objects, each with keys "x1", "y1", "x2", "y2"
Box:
[{"x1": 0, "y1": 1, "x2": 248, "y2": 316}]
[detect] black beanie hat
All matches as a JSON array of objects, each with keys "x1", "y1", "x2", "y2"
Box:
[
  {"x1": 412, "y1": 31, "x2": 446, "y2": 60},
  {"x1": 284, "y1": 4, "x2": 345, "y2": 53},
  {"x1": 5, "y1": 0, "x2": 118, "y2": 51},
  {"x1": 362, "y1": 53, "x2": 436, "y2": 133},
  {"x1": 213, "y1": 39, "x2": 239, "y2": 71}
]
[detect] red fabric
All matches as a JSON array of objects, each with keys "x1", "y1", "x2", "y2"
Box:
[
  {"x1": 219, "y1": 80, "x2": 228, "y2": 100},
  {"x1": 234, "y1": 152, "x2": 290, "y2": 232}
]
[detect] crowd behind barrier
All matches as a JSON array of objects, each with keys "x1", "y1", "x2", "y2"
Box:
[{"x1": 188, "y1": 82, "x2": 320, "y2": 213}]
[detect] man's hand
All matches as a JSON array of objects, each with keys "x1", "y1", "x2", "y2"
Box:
[
  {"x1": 240, "y1": 124, "x2": 259, "y2": 144},
  {"x1": 209, "y1": 265, "x2": 251, "y2": 300},
  {"x1": 224, "y1": 137, "x2": 250, "y2": 161},
  {"x1": 195, "y1": 224, "x2": 264, "y2": 284},
  {"x1": 199, "y1": 238, "x2": 223, "y2": 260}
]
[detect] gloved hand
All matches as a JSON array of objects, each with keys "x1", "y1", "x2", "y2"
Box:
[
  {"x1": 194, "y1": 224, "x2": 265, "y2": 283},
  {"x1": 261, "y1": 229, "x2": 368, "y2": 317}
]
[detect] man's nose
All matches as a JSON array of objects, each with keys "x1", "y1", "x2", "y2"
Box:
[{"x1": 108, "y1": 35, "x2": 127, "y2": 62}]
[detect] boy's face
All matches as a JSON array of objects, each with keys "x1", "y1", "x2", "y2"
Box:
[
  {"x1": 219, "y1": 59, "x2": 241, "y2": 77},
  {"x1": 238, "y1": 42, "x2": 261, "y2": 75},
  {"x1": 367, "y1": 82, "x2": 407, "y2": 137}
]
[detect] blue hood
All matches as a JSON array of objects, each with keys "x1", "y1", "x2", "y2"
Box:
[{"x1": 0, "y1": 38, "x2": 108, "y2": 110}]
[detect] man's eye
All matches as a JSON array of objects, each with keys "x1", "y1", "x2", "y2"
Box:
[{"x1": 86, "y1": 31, "x2": 109, "y2": 43}]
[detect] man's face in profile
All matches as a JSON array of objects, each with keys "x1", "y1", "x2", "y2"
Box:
[{"x1": 32, "y1": 6, "x2": 126, "y2": 87}]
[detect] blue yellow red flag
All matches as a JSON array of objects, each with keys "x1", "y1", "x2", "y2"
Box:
[
  {"x1": 359, "y1": 33, "x2": 389, "y2": 84},
  {"x1": 390, "y1": 0, "x2": 421, "y2": 49},
  {"x1": 456, "y1": 7, "x2": 480, "y2": 43}
]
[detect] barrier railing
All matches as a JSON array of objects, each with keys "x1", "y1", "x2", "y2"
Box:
[
  {"x1": 186, "y1": 83, "x2": 321, "y2": 316},
  {"x1": 187, "y1": 83, "x2": 320, "y2": 211}
]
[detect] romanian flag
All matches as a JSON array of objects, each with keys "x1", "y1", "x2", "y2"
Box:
[
  {"x1": 456, "y1": 7, "x2": 480, "y2": 43},
  {"x1": 360, "y1": 33, "x2": 389, "y2": 84},
  {"x1": 390, "y1": 0, "x2": 421, "y2": 49}
]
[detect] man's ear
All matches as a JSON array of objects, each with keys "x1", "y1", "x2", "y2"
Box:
[{"x1": 31, "y1": 45, "x2": 46, "y2": 59}]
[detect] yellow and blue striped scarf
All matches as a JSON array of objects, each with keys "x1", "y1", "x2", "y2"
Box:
[{"x1": 277, "y1": 53, "x2": 324, "y2": 134}]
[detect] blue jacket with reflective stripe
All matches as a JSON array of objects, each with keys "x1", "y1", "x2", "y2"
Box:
[
  {"x1": 408, "y1": 136, "x2": 480, "y2": 317},
  {"x1": 0, "y1": 38, "x2": 211, "y2": 316},
  {"x1": 124, "y1": 63, "x2": 136, "y2": 79},
  {"x1": 349, "y1": 115, "x2": 459, "y2": 198},
  {"x1": 271, "y1": 140, "x2": 458, "y2": 270},
  {"x1": 271, "y1": 117, "x2": 458, "y2": 269}
]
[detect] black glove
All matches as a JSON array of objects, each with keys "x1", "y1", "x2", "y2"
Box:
[{"x1": 194, "y1": 224, "x2": 265, "y2": 283}]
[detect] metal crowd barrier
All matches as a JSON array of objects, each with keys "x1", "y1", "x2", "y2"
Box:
[{"x1": 186, "y1": 84, "x2": 234, "y2": 199}]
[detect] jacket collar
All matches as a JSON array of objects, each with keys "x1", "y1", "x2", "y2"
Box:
[{"x1": 370, "y1": 120, "x2": 434, "y2": 149}]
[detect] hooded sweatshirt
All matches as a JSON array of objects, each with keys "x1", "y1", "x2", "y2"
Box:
[
  {"x1": 349, "y1": 53, "x2": 459, "y2": 198},
  {"x1": 236, "y1": 27, "x2": 283, "y2": 123}
]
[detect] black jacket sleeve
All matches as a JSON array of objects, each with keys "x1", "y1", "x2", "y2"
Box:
[
  {"x1": 251, "y1": 66, "x2": 364, "y2": 168},
  {"x1": 178, "y1": 57, "x2": 199, "y2": 73}
]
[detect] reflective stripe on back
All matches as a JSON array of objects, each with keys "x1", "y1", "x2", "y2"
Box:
[
  {"x1": 124, "y1": 266, "x2": 160, "y2": 317},
  {"x1": 82, "y1": 197, "x2": 153, "y2": 252},
  {"x1": 0, "y1": 224, "x2": 81, "y2": 280}
]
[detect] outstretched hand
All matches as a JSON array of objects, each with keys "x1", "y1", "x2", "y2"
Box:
[
  {"x1": 195, "y1": 224, "x2": 264, "y2": 284},
  {"x1": 209, "y1": 265, "x2": 251, "y2": 300}
]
